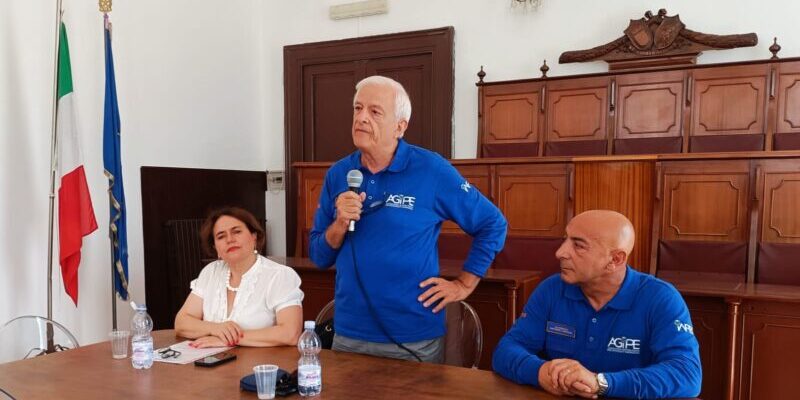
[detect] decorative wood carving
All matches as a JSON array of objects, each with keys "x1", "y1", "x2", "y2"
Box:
[
  {"x1": 539, "y1": 60, "x2": 549, "y2": 78},
  {"x1": 559, "y1": 9, "x2": 758, "y2": 71},
  {"x1": 770, "y1": 37, "x2": 781, "y2": 60}
]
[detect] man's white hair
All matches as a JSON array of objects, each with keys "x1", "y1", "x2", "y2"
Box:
[{"x1": 353, "y1": 75, "x2": 412, "y2": 123}]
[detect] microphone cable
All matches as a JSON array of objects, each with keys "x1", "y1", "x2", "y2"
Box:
[
  {"x1": 0, "y1": 387, "x2": 17, "y2": 400},
  {"x1": 347, "y1": 232, "x2": 423, "y2": 362}
]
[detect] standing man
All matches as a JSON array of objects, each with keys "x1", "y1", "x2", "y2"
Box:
[
  {"x1": 309, "y1": 76, "x2": 507, "y2": 363},
  {"x1": 493, "y1": 210, "x2": 701, "y2": 399}
]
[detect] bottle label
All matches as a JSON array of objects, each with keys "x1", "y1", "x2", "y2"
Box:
[
  {"x1": 132, "y1": 339, "x2": 152, "y2": 363},
  {"x1": 298, "y1": 365, "x2": 321, "y2": 387}
]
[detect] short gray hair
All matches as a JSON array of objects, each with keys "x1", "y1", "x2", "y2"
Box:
[{"x1": 353, "y1": 76, "x2": 412, "y2": 123}]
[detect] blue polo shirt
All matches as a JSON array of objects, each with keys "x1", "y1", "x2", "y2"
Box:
[
  {"x1": 309, "y1": 139, "x2": 507, "y2": 343},
  {"x1": 492, "y1": 267, "x2": 702, "y2": 399}
]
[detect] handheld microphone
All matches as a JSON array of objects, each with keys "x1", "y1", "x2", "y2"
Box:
[{"x1": 346, "y1": 169, "x2": 364, "y2": 232}]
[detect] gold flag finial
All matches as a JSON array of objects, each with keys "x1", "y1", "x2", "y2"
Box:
[{"x1": 99, "y1": 0, "x2": 112, "y2": 13}]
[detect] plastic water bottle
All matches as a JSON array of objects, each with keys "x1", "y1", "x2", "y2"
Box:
[
  {"x1": 130, "y1": 304, "x2": 154, "y2": 369},
  {"x1": 297, "y1": 320, "x2": 322, "y2": 396}
]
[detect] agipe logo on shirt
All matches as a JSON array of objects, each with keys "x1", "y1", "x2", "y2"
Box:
[
  {"x1": 607, "y1": 336, "x2": 641, "y2": 354},
  {"x1": 385, "y1": 193, "x2": 416, "y2": 210}
]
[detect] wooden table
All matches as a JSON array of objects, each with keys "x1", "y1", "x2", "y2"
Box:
[{"x1": 0, "y1": 330, "x2": 555, "y2": 399}]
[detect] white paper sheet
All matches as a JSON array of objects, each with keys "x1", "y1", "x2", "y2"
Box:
[{"x1": 153, "y1": 340, "x2": 232, "y2": 365}]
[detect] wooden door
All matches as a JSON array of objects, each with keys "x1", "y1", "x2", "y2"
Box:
[
  {"x1": 689, "y1": 64, "x2": 769, "y2": 151},
  {"x1": 366, "y1": 55, "x2": 435, "y2": 152},
  {"x1": 480, "y1": 82, "x2": 544, "y2": 157},
  {"x1": 544, "y1": 76, "x2": 610, "y2": 156},
  {"x1": 495, "y1": 164, "x2": 571, "y2": 237},
  {"x1": 285, "y1": 27, "x2": 454, "y2": 256}
]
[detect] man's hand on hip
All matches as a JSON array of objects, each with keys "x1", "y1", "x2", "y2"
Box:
[{"x1": 418, "y1": 272, "x2": 479, "y2": 313}]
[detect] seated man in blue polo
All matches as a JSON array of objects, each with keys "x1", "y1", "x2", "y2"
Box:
[
  {"x1": 309, "y1": 75, "x2": 507, "y2": 362},
  {"x1": 493, "y1": 210, "x2": 701, "y2": 399}
]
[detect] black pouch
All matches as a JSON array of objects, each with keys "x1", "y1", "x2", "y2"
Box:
[{"x1": 240, "y1": 368, "x2": 298, "y2": 396}]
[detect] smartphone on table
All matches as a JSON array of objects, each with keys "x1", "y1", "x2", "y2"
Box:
[{"x1": 194, "y1": 352, "x2": 237, "y2": 367}]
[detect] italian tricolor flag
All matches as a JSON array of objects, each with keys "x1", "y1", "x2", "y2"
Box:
[{"x1": 57, "y1": 22, "x2": 97, "y2": 306}]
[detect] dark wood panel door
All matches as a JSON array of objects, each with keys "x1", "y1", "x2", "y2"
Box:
[
  {"x1": 141, "y1": 167, "x2": 266, "y2": 329},
  {"x1": 614, "y1": 70, "x2": 684, "y2": 140},
  {"x1": 739, "y1": 301, "x2": 800, "y2": 400},
  {"x1": 481, "y1": 82, "x2": 544, "y2": 153},
  {"x1": 285, "y1": 27, "x2": 454, "y2": 256},
  {"x1": 690, "y1": 65, "x2": 769, "y2": 137},
  {"x1": 660, "y1": 160, "x2": 751, "y2": 242},
  {"x1": 303, "y1": 62, "x2": 361, "y2": 162},
  {"x1": 545, "y1": 76, "x2": 610, "y2": 143},
  {"x1": 775, "y1": 61, "x2": 800, "y2": 135},
  {"x1": 366, "y1": 54, "x2": 434, "y2": 152},
  {"x1": 496, "y1": 164, "x2": 571, "y2": 238}
]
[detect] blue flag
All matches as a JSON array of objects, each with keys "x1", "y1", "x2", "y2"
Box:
[{"x1": 103, "y1": 19, "x2": 129, "y2": 300}]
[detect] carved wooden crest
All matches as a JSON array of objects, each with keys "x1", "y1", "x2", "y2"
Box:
[{"x1": 559, "y1": 9, "x2": 758, "y2": 71}]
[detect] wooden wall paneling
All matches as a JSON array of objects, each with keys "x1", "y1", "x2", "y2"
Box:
[
  {"x1": 480, "y1": 82, "x2": 544, "y2": 156},
  {"x1": 660, "y1": 160, "x2": 751, "y2": 242},
  {"x1": 296, "y1": 167, "x2": 327, "y2": 257},
  {"x1": 689, "y1": 64, "x2": 769, "y2": 148},
  {"x1": 442, "y1": 164, "x2": 493, "y2": 234},
  {"x1": 574, "y1": 161, "x2": 655, "y2": 272},
  {"x1": 496, "y1": 164, "x2": 570, "y2": 237},
  {"x1": 774, "y1": 61, "x2": 800, "y2": 149},
  {"x1": 545, "y1": 76, "x2": 610, "y2": 149},
  {"x1": 615, "y1": 70, "x2": 685, "y2": 140},
  {"x1": 739, "y1": 300, "x2": 800, "y2": 400},
  {"x1": 685, "y1": 296, "x2": 729, "y2": 400},
  {"x1": 757, "y1": 160, "x2": 800, "y2": 244},
  {"x1": 650, "y1": 163, "x2": 664, "y2": 274}
]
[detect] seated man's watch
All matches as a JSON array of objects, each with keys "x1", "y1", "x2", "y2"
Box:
[{"x1": 596, "y1": 373, "x2": 609, "y2": 396}]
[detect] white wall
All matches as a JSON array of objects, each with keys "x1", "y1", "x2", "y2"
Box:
[
  {"x1": 0, "y1": 0, "x2": 265, "y2": 345},
  {"x1": 3, "y1": 0, "x2": 799, "y2": 346}
]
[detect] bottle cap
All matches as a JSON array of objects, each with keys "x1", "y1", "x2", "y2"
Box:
[{"x1": 304, "y1": 320, "x2": 315, "y2": 330}]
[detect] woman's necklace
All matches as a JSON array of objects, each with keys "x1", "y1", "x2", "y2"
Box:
[{"x1": 225, "y1": 268, "x2": 240, "y2": 292}]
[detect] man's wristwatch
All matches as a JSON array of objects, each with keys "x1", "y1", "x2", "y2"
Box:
[{"x1": 596, "y1": 373, "x2": 609, "y2": 396}]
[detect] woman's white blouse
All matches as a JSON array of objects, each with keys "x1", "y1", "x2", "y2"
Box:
[{"x1": 190, "y1": 255, "x2": 304, "y2": 331}]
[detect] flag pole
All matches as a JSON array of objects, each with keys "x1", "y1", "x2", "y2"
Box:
[
  {"x1": 46, "y1": 0, "x2": 66, "y2": 353},
  {"x1": 99, "y1": 0, "x2": 117, "y2": 331}
]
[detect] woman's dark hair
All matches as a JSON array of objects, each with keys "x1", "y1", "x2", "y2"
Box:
[{"x1": 199, "y1": 207, "x2": 265, "y2": 257}]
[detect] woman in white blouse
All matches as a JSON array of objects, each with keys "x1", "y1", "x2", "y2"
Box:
[{"x1": 175, "y1": 207, "x2": 304, "y2": 348}]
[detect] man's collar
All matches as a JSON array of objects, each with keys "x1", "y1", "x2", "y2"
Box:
[
  {"x1": 564, "y1": 266, "x2": 639, "y2": 310},
  {"x1": 350, "y1": 139, "x2": 410, "y2": 173}
]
